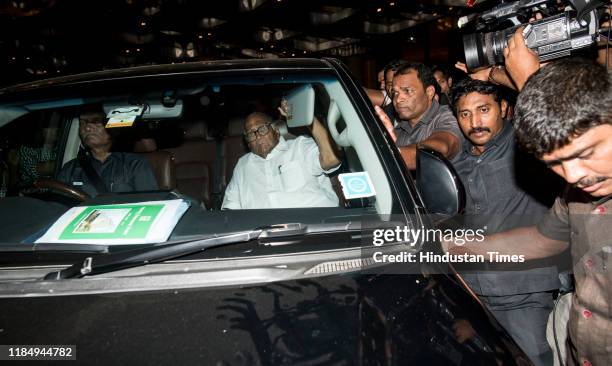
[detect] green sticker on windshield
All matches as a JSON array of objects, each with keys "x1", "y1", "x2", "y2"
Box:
[{"x1": 59, "y1": 204, "x2": 163, "y2": 240}]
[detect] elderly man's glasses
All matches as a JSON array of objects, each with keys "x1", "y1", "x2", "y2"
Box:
[{"x1": 244, "y1": 123, "x2": 273, "y2": 142}]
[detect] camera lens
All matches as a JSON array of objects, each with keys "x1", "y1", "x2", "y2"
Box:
[
  {"x1": 463, "y1": 30, "x2": 509, "y2": 70},
  {"x1": 463, "y1": 33, "x2": 486, "y2": 71}
]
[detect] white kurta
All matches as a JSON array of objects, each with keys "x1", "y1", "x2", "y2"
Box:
[{"x1": 222, "y1": 136, "x2": 339, "y2": 209}]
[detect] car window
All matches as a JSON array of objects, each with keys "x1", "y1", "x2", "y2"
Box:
[
  {"x1": 0, "y1": 70, "x2": 407, "y2": 247},
  {"x1": 0, "y1": 110, "x2": 62, "y2": 194}
]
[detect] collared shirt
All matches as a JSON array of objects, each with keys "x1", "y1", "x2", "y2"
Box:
[
  {"x1": 453, "y1": 121, "x2": 559, "y2": 228},
  {"x1": 57, "y1": 152, "x2": 158, "y2": 197},
  {"x1": 394, "y1": 100, "x2": 463, "y2": 148},
  {"x1": 452, "y1": 121, "x2": 561, "y2": 296},
  {"x1": 538, "y1": 189, "x2": 612, "y2": 365},
  {"x1": 222, "y1": 136, "x2": 339, "y2": 209}
]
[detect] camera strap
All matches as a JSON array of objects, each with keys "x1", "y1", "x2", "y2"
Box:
[{"x1": 571, "y1": 0, "x2": 604, "y2": 24}]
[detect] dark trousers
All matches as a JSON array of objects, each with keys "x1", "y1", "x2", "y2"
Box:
[{"x1": 481, "y1": 292, "x2": 555, "y2": 366}]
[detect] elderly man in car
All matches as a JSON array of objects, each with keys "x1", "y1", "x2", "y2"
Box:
[
  {"x1": 221, "y1": 109, "x2": 340, "y2": 209},
  {"x1": 57, "y1": 105, "x2": 158, "y2": 197}
]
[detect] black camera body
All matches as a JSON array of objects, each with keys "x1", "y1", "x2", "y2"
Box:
[{"x1": 462, "y1": 0, "x2": 605, "y2": 70}]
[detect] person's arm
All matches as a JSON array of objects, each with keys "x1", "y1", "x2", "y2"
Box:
[
  {"x1": 56, "y1": 159, "x2": 75, "y2": 184},
  {"x1": 375, "y1": 105, "x2": 460, "y2": 169},
  {"x1": 454, "y1": 62, "x2": 517, "y2": 90},
  {"x1": 364, "y1": 87, "x2": 385, "y2": 106},
  {"x1": 310, "y1": 116, "x2": 341, "y2": 171},
  {"x1": 445, "y1": 225, "x2": 568, "y2": 260},
  {"x1": 397, "y1": 132, "x2": 461, "y2": 170}
]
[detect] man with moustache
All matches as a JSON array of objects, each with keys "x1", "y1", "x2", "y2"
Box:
[
  {"x1": 57, "y1": 105, "x2": 158, "y2": 197},
  {"x1": 450, "y1": 78, "x2": 561, "y2": 366},
  {"x1": 221, "y1": 110, "x2": 340, "y2": 209},
  {"x1": 375, "y1": 63, "x2": 462, "y2": 169},
  {"x1": 446, "y1": 57, "x2": 612, "y2": 365}
]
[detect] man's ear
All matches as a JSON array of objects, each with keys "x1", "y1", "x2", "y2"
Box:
[
  {"x1": 426, "y1": 85, "x2": 436, "y2": 101},
  {"x1": 500, "y1": 99, "x2": 509, "y2": 118}
]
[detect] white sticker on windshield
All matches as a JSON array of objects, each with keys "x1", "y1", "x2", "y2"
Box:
[
  {"x1": 338, "y1": 172, "x2": 376, "y2": 199},
  {"x1": 106, "y1": 106, "x2": 144, "y2": 128}
]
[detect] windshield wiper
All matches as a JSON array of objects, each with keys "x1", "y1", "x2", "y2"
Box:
[{"x1": 43, "y1": 222, "x2": 354, "y2": 280}]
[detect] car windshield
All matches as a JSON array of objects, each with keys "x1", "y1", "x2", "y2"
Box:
[{"x1": 0, "y1": 66, "x2": 410, "y2": 253}]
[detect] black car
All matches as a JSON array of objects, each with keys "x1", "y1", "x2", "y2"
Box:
[{"x1": 0, "y1": 58, "x2": 529, "y2": 365}]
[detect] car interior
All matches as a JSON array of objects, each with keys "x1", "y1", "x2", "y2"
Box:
[{"x1": 0, "y1": 73, "x2": 412, "y2": 245}]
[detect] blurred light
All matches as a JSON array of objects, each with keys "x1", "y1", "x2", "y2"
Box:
[
  {"x1": 390, "y1": 2, "x2": 395, "y2": 5},
  {"x1": 207, "y1": 32, "x2": 212, "y2": 36},
  {"x1": 141, "y1": 21, "x2": 146, "y2": 26},
  {"x1": 376, "y1": 8, "x2": 382, "y2": 12},
  {"x1": 291, "y1": 53, "x2": 295, "y2": 56},
  {"x1": 125, "y1": 49, "x2": 131, "y2": 54},
  {"x1": 274, "y1": 29, "x2": 283, "y2": 40},
  {"x1": 136, "y1": 48, "x2": 141, "y2": 52},
  {"x1": 198, "y1": 35, "x2": 203, "y2": 39}
]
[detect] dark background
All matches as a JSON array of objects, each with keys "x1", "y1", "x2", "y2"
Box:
[{"x1": 0, "y1": 0, "x2": 495, "y2": 88}]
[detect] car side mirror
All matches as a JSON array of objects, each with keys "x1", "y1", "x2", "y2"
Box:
[{"x1": 416, "y1": 147, "x2": 465, "y2": 216}]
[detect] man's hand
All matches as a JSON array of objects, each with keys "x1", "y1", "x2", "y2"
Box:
[
  {"x1": 374, "y1": 105, "x2": 397, "y2": 143},
  {"x1": 454, "y1": 62, "x2": 491, "y2": 82},
  {"x1": 453, "y1": 319, "x2": 477, "y2": 344},
  {"x1": 503, "y1": 26, "x2": 541, "y2": 91}
]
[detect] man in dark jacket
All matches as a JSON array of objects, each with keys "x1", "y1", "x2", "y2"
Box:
[
  {"x1": 57, "y1": 106, "x2": 158, "y2": 197},
  {"x1": 450, "y1": 78, "x2": 562, "y2": 366}
]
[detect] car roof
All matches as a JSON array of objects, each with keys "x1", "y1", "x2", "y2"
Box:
[{"x1": 0, "y1": 58, "x2": 336, "y2": 97}]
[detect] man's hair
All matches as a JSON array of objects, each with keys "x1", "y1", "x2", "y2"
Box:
[
  {"x1": 393, "y1": 63, "x2": 437, "y2": 90},
  {"x1": 450, "y1": 78, "x2": 501, "y2": 111},
  {"x1": 432, "y1": 65, "x2": 449, "y2": 79},
  {"x1": 383, "y1": 59, "x2": 407, "y2": 83},
  {"x1": 78, "y1": 104, "x2": 106, "y2": 120},
  {"x1": 514, "y1": 57, "x2": 612, "y2": 157}
]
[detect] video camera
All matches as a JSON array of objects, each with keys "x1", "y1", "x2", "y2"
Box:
[{"x1": 459, "y1": 0, "x2": 609, "y2": 71}]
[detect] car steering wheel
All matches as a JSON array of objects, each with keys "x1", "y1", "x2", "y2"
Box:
[{"x1": 26, "y1": 178, "x2": 91, "y2": 202}]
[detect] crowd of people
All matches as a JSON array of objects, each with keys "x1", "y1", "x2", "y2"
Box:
[
  {"x1": 34, "y1": 16, "x2": 611, "y2": 366},
  {"x1": 366, "y1": 25, "x2": 611, "y2": 366}
]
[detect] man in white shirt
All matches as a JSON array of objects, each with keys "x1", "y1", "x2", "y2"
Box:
[{"x1": 222, "y1": 111, "x2": 341, "y2": 209}]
